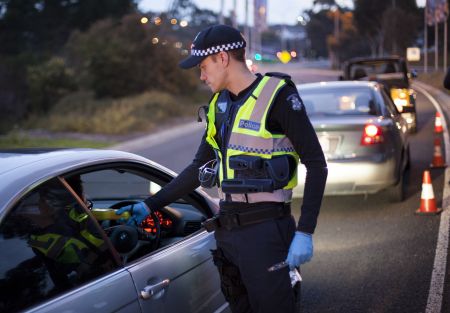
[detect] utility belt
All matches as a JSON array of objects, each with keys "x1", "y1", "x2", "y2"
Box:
[
  {"x1": 199, "y1": 154, "x2": 293, "y2": 193},
  {"x1": 202, "y1": 202, "x2": 291, "y2": 232}
]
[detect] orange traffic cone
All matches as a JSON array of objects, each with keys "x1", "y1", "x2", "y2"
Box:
[
  {"x1": 430, "y1": 137, "x2": 446, "y2": 168},
  {"x1": 416, "y1": 170, "x2": 442, "y2": 215},
  {"x1": 434, "y1": 112, "x2": 443, "y2": 133}
]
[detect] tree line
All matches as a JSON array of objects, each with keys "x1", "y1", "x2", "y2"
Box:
[
  {"x1": 0, "y1": 0, "x2": 437, "y2": 133},
  {"x1": 305, "y1": 0, "x2": 424, "y2": 66},
  {"x1": 0, "y1": 0, "x2": 212, "y2": 133}
]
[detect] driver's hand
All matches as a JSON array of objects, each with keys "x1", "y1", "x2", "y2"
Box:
[{"x1": 115, "y1": 202, "x2": 150, "y2": 225}]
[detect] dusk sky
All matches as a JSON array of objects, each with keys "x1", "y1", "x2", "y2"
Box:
[{"x1": 138, "y1": 0, "x2": 426, "y2": 26}]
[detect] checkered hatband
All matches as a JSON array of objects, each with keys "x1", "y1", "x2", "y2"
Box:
[{"x1": 191, "y1": 41, "x2": 245, "y2": 56}]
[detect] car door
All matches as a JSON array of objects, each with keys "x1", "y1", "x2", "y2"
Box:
[
  {"x1": 0, "y1": 177, "x2": 140, "y2": 313},
  {"x1": 128, "y1": 230, "x2": 225, "y2": 313},
  {"x1": 78, "y1": 164, "x2": 230, "y2": 313}
]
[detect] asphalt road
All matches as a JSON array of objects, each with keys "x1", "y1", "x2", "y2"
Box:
[
  {"x1": 298, "y1": 87, "x2": 444, "y2": 312},
  {"x1": 117, "y1": 62, "x2": 449, "y2": 312}
]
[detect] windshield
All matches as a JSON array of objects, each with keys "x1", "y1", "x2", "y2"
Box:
[
  {"x1": 349, "y1": 61, "x2": 403, "y2": 80},
  {"x1": 299, "y1": 86, "x2": 379, "y2": 116}
]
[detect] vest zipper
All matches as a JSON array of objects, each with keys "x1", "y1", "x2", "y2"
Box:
[{"x1": 222, "y1": 102, "x2": 238, "y2": 180}]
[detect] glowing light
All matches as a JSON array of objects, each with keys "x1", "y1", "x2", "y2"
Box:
[
  {"x1": 290, "y1": 51, "x2": 297, "y2": 58},
  {"x1": 259, "y1": 6, "x2": 266, "y2": 15},
  {"x1": 170, "y1": 18, "x2": 177, "y2": 25},
  {"x1": 180, "y1": 20, "x2": 188, "y2": 27},
  {"x1": 365, "y1": 125, "x2": 379, "y2": 137},
  {"x1": 254, "y1": 53, "x2": 262, "y2": 61},
  {"x1": 154, "y1": 17, "x2": 162, "y2": 25},
  {"x1": 152, "y1": 37, "x2": 159, "y2": 44},
  {"x1": 140, "y1": 17, "x2": 148, "y2": 24},
  {"x1": 277, "y1": 51, "x2": 291, "y2": 64}
]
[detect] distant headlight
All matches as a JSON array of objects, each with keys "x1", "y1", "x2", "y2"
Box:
[{"x1": 390, "y1": 88, "x2": 410, "y2": 112}]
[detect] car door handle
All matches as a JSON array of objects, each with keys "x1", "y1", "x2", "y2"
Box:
[{"x1": 140, "y1": 279, "x2": 170, "y2": 300}]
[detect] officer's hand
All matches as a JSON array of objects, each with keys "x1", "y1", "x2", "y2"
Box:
[
  {"x1": 115, "y1": 202, "x2": 149, "y2": 226},
  {"x1": 286, "y1": 231, "x2": 313, "y2": 270}
]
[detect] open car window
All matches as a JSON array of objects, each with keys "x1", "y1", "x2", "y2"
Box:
[
  {"x1": 78, "y1": 167, "x2": 208, "y2": 263},
  {"x1": 0, "y1": 177, "x2": 119, "y2": 313}
]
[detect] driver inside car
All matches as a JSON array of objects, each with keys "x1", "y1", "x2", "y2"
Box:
[{"x1": 28, "y1": 176, "x2": 113, "y2": 290}]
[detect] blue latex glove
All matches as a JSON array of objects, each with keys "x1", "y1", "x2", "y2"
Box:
[
  {"x1": 116, "y1": 202, "x2": 149, "y2": 226},
  {"x1": 286, "y1": 231, "x2": 313, "y2": 270}
]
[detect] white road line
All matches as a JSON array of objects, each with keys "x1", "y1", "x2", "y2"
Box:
[
  {"x1": 413, "y1": 83, "x2": 450, "y2": 162},
  {"x1": 413, "y1": 82, "x2": 450, "y2": 313}
]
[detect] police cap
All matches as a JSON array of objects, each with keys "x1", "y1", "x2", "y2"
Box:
[{"x1": 179, "y1": 24, "x2": 246, "y2": 69}]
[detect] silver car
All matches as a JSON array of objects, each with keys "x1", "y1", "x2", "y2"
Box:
[
  {"x1": 0, "y1": 149, "x2": 229, "y2": 313},
  {"x1": 294, "y1": 81, "x2": 410, "y2": 201}
]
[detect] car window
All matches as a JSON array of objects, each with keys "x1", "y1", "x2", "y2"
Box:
[
  {"x1": 300, "y1": 87, "x2": 379, "y2": 116},
  {"x1": 79, "y1": 167, "x2": 208, "y2": 263},
  {"x1": 0, "y1": 177, "x2": 118, "y2": 313},
  {"x1": 349, "y1": 62, "x2": 401, "y2": 77}
]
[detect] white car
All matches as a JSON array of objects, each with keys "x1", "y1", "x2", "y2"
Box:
[
  {"x1": 294, "y1": 81, "x2": 411, "y2": 202},
  {"x1": 0, "y1": 148, "x2": 229, "y2": 313}
]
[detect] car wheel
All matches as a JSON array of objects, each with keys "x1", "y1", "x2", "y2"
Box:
[
  {"x1": 387, "y1": 164, "x2": 410, "y2": 202},
  {"x1": 387, "y1": 173, "x2": 404, "y2": 202}
]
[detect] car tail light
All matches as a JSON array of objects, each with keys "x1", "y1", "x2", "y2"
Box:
[
  {"x1": 361, "y1": 124, "x2": 384, "y2": 145},
  {"x1": 390, "y1": 88, "x2": 410, "y2": 112}
]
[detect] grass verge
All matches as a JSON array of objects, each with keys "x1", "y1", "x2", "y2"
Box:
[{"x1": 0, "y1": 132, "x2": 114, "y2": 149}]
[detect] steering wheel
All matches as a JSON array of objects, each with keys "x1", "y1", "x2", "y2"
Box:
[{"x1": 108, "y1": 200, "x2": 161, "y2": 261}]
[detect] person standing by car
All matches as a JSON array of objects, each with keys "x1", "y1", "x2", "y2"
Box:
[{"x1": 117, "y1": 24, "x2": 327, "y2": 313}]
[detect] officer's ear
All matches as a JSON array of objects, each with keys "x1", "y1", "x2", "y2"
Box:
[{"x1": 218, "y1": 51, "x2": 230, "y2": 67}]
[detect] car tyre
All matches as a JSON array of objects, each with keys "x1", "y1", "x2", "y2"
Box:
[{"x1": 387, "y1": 166, "x2": 410, "y2": 202}]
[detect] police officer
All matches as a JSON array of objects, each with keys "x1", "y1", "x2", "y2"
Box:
[{"x1": 117, "y1": 25, "x2": 327, "y2": 313}]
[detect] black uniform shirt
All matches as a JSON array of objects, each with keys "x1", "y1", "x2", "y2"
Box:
[{"x1": 145, "y1": 73, "x2": 328, "y2": 234}]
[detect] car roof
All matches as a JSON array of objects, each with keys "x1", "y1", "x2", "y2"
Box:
[
  {"x1": 297, "y1": 80, "x2": 379, "y2": 90},
  {"x1": 346, "y1": 56, "x2": 403, "y2": 64},
  {"x1": 0, "y1": 148, "x2": 175, "y2": 214},
  {"x1": 0, "y1": 148, "x2": 148, "y2": 176}
]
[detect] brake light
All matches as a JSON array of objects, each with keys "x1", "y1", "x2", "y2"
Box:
[{"x1": 361, "y1": 124, "x2": 384, "y2": 145}]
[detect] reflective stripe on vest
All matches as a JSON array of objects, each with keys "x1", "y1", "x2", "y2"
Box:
[
  {"x1": 205, "y1": 76, "x2": 299, "y2": 203},
  {"x1": 29, "y1": 208, "x2": 105, "y2": 263}
]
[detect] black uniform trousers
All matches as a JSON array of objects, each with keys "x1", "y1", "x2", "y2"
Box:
[{"x1": 214, "y1": 214, "x2": 297, "y2": 313}]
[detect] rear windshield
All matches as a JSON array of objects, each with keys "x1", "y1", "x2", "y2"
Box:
[
  {"x1": 349, "y1": 61, "x2": 402, "y2": 80},
  {"x1": 298, "y1": 86, "x2": 378, "y2": 116}
]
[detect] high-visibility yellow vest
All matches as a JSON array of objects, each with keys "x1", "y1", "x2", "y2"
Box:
[
  {"x1": 29, "y1": 208, "x2": 105, "y2": 264},
  {"x1": 205, "y1": 75, "x2": 299, "y2": 203}
]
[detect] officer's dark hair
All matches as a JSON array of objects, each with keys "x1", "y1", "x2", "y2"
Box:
[{"x1": 228, "y1": 48, "x2": 246, "y2": 63}]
